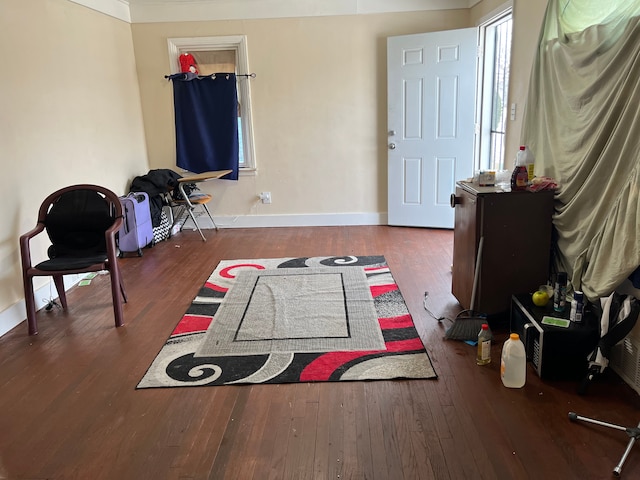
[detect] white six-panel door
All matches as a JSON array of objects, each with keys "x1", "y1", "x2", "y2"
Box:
[{"x1": 387, "y1": 28, "x2": 477, "y2": 228}]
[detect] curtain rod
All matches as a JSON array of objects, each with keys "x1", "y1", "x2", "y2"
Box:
[{"x1": 164, "y1": 73, "x2": 256, "y2": 80}]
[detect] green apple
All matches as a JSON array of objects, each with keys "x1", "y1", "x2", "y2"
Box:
[{"x1": 532, "y1": 290, "x2": 549, "y2": 307}]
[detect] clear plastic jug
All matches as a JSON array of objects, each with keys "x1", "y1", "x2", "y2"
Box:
[{"x1": 500, "y1": 333, "x2": 526, "y2": 388}]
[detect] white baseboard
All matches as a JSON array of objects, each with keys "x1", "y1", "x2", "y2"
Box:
[
  {"x1": 0, "y1": 274, "x2": 85, "y2": 338},
  {"x1": 181, "y1": 212, "x2": 388, "y2": 230}
]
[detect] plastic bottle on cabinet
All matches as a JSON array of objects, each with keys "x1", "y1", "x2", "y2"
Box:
[
  {"x1": 477, "y1": 323, "x2": 492, "y2": 366},
  {"x1": 500, "y1": 333, "x2": 526, "y2": 388},
  {"x1": 553, "y1": 272, "x2": 568, "y2": 312},
  {"x1": 570, "y1": 290, "x2": 584, "y2": 323},
  {"x1": 510, "y1": 146, "x2": 529, "y2": 191},
  {"x1": 520, "y1": 145, "x2": 535, "y2": 182}
]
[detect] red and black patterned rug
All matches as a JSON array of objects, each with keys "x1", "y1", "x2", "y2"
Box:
[{"x1": 137, "y1": 255, "x2": 436, "y2": 388}]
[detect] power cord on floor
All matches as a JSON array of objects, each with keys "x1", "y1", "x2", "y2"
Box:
[
  {"x1": 423, "y1": 291, "x2": 446, "y2": 322},
  {"x1": 43, "y1": 281, "x2": 60, "y2": 312},
  {"x1": 43, "y1": 298, "x2": 60, "y2": 311}
]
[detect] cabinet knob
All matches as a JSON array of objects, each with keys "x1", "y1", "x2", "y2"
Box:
[{"x1": 450, "y1": 193, "x2": 461, "y2": 208}]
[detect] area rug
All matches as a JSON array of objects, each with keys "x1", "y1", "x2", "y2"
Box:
[{"x1": 137, "y1": 255, "x2": 436, "y2": 388}]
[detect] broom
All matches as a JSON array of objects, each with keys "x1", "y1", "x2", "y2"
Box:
[{"x1": 445, "y1": 236, "x2": 488, "y2": 341}]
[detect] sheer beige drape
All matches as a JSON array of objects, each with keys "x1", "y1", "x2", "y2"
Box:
[{"x1": 522, "y1": 0, "x2": 640, "y2": 301}]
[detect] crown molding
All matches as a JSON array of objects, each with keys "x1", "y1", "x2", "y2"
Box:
[
  {"x1": 68, "y1": 0, "x2": 131, "y2": 22},
  {"x1": 68, "y1": 0, "x2": 481, "y2": 23}
]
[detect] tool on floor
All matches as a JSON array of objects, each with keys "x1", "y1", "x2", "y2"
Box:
[
  {"x1": 445, "y1": 236, "x2": 488, "y2": 341},
  {"x1": 569, "y1": 412, "x2": 640, "y2": 477}
]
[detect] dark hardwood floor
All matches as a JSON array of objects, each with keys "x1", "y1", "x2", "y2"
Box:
[{"x1": 1, "y1": 226, "x2": 639, "y2": 479}]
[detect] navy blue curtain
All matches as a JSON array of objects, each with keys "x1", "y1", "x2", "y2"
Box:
[{"x1": 169, "y1": 73, "x2": 239, "y2": 180}]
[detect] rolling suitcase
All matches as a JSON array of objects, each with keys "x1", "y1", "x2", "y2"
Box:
[{"x1": 118, "y1": 192, "x2": 153, "y2": 256}]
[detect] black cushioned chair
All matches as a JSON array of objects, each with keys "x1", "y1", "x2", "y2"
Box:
[{"x1": 19, "y1": 184, "x2": 127, "y2": 335}]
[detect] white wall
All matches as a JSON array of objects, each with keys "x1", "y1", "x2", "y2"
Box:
[
  {"x1": 132, "y1": 10, "x2": 473, "y2": 225},
  {"x1": 0, "y1": 0, "x2": 549, "y2": 336},
  {"x1": 0, "y1": 0, "x2": 149, "y2": 335}
]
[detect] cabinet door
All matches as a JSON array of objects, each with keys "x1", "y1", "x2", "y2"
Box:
[
  {"x1": 478, "y1": 191, "x2": 554, "y2": 314},
  {"x1": 451, "y1": 187, "x2": 479, "y2": 311}
]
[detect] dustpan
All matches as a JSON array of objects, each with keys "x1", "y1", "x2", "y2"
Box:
[{"x1": 446, "y1": 237, "x2": 488, "y2": 341}]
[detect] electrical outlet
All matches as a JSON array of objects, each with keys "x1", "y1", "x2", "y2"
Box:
[{"x1": 259, "y1": 192, "x2": 272, "y2": 204}]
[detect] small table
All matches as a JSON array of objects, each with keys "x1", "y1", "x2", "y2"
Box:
[
  {"x1": 510, "y1": 293, "x2": 600, "y2": 380},
  {"x1": 176, "y1": 169, "x2": 232, "y2": 200},
  {"x1": 177, "y1": 170, "x2": 233, "y2": 183}
]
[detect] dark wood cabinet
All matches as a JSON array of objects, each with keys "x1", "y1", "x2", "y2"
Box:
[{"x1": 451, "y1": 181, "x2": 555, "y2": 315}]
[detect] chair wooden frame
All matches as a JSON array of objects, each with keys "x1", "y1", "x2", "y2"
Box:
[{"x1": 19, "y1": 184, "x2": 127, "y2": 335}]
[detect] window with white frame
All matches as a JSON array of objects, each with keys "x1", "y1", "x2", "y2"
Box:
[
  {"x1": 477, "y1": 6, "x2": 513, "y2": 172},
  {"x1": 167, "y1": 36, "x2": 256, "y2": 172}
]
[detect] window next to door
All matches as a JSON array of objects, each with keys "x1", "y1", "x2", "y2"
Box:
[{"x1": 477, "y1": 6, "x2": 513, "y2": 172}]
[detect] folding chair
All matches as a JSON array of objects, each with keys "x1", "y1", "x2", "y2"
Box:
[{"x1": 166, "y1": 170, "x2": 232, "y2": 241}]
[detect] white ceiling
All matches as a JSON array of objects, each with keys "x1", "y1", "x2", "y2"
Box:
[{"x1": 72, "y1": 0, "x2": 481, "y2": 23}]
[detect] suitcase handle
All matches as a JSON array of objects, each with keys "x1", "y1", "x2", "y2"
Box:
[
  {"x1": 124, "y1": 206, "x2": 130, "y2": 233},
  {"x1": 129, "y1": 192, "x2": 146, "y2": 203}
]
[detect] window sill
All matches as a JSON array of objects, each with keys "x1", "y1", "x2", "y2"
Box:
[{"x1": 239, "y1": 167, "x2": 257, "y2": 177}]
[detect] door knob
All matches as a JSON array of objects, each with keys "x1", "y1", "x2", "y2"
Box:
[
  {"x1": 388, "y1": 143, "x2": 396, "y2": 150},
  {"x1": 450, "y1": 193, "x2": 460, "y2": 208}
]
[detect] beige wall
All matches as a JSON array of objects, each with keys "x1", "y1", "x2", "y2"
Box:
[
  {"x1": 132, "y1": 11, "x2": 471, "y2": 220},
  {"x1": 470, "y1": 0, "x2": 511, "y2": 22},
  {"x1": 0, "y1": 0, "x2": 549, "y2": 331},
  {"x1": 0, "y1": 1, "x2": 148, "y2": 322},
  {"x1": 133, "y1": 0, "x2": 549, "y2": 219}
]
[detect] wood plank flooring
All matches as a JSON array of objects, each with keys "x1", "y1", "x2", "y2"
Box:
[{"x1": 1, "y1": 226, "x2": 639, "y2": 479}]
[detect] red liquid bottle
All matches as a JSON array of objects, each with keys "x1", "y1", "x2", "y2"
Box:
[{"x1": 511, "y1": 146, "x2": 529, "y2": 191}]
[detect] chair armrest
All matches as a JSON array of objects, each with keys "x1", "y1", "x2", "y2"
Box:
[
  {"x1": 19, "y1": 223, "x2": 46, "y2": 271},
  {"x1": 106, "y1": 215, "x2": 124, "y2": 237},
  {"x1": 104, "y1": 215, "x2": 124, "y2": 263}
]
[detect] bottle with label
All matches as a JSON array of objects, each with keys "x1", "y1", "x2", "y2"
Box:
[
  {"x1": 500, "y1": 333, "x2": 526, "y2": 388},
  {"x1": 570, "y1": 290, "x2": 584, "y2": 323},
  {"x1": 520, "y1": 145, "x2": 535, "y2": 182},
  {"x1": 477, "y1": 323, "x2": 492, "y2": 365},
  {"x1": 510, "y1": 146, "x2": 529, "y2": 191},
  {"x1": 553, "y1": 272, "x2": 568, "y2": 312}
]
